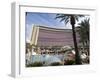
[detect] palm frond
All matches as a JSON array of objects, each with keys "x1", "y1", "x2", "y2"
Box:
[
  {"x1": 78, "y1": 18, "x2": 90, "y2": 43},
  {"x1": 55, "y1": 14, "x2": 84, "y2": 23},
  {"x1": 65, "y1": 17, "x2": 69, "y2": 24}
]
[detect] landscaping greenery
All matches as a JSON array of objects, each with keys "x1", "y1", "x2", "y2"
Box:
[
  {"x1": 26, "y1": 62, "x2": 43, "y2": 67},
  {"x1": 55, "y1": 14, "x2": 84, "y2": 64},
  {"x1": 64, "y1": 60, "x2": 75, "y2": 65},
  {"x1": 78, "y1": 19, "x2": 90, "y2": 48},
  {"x1": 50, "y1": 62, "x2": 62, "y2": 66}
]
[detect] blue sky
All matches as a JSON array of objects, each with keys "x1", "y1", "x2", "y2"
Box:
[
  {"x1": 25, "y1": 12, "x2": 89, "y2": 42},
  {"x1": 25, "y1": 12, "x2": 71, "y2": 42},
  {"x1": 26, "y1": 12, "x2": 69, "y2": 29}
]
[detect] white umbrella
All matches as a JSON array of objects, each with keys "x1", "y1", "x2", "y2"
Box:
[
  {"x1": 61, "y1": 45, "x2": 72, "y2": 51},
  {"x1": 32, "y1": 49, "x2": 37, "y2": 55}
]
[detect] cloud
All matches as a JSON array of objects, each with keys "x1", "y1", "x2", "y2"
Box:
[
  {"x1": 25, "y1": 24, "x2": 33, "y2": 41},
  {"x1": 26, "y1": 12, "x2": 71, "y2": 29}
]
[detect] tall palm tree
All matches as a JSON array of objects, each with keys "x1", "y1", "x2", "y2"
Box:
[
  {"x1": 77, "y1": 19, "x2": 90, "y2": 55},
  {"x1": 55, "y1": 14, "x2": 84, "y2": 64},
  {"x1": 78, "y1": 19, "x2": 89, "y2": 44}
]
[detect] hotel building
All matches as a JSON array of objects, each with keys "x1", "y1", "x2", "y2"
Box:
[{"x1": 30, "y1": 25, "x2": 80, "y2": 48}]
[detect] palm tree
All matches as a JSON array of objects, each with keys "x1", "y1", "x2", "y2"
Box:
[
  {"x1": 78, "y1": 19, "x2": 89, "y2": 44},
  {"x1": 55, "y1": 14, "x2": 84, "y2": 64},
  {"x1": 77, "y1": 19, "x2": 90, "y2": 55}
]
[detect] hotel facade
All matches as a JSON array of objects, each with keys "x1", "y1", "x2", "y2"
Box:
[{"x1": 30, "y1": 25, "x2": 80, "y2": 48}]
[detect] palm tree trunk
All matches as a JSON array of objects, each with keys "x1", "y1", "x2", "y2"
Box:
[{"x1": 71, "y1": 16, "x2": 82, "y2": 64}]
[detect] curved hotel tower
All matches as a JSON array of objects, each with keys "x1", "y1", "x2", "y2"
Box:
[{"x1": 30, "y1": 25, "x2": 80, "y2": 47}]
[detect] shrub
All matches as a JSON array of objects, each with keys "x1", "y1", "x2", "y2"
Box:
[
  {"x1": 50, "y1": 62, "x2": 62, "y2": 66},
  {"x1": 26, "y1": 62, "x2": 43, "y2": 67},
  {"x1": 64, "y1": 60, "x2": 75, "y2": 65}
]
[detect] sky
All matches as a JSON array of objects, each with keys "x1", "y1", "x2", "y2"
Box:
[
  {"x1": 26, "y1": 12, "x2": 70, "y2": 29},
  {"x1": 25, "y1": 12, "x2": 89, "y2": 42}
]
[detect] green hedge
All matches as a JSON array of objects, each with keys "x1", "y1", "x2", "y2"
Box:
[
  {"x1": 64, "y1": 60, "x2": 75, "y2": 65},
  {"x1": 50, "y1": 62, "x2": 62, "y2": 66},
  {"x1": 26, "y1": 62, "x2": 43, "y2": 67}
]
